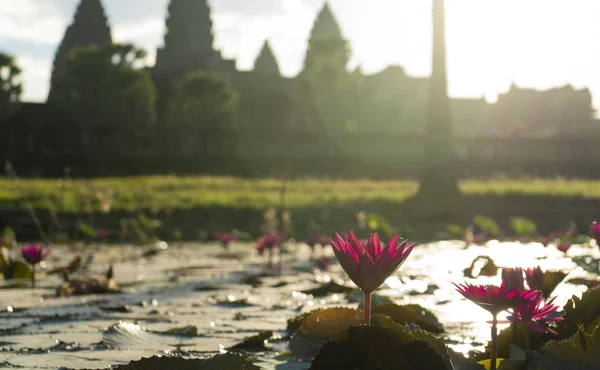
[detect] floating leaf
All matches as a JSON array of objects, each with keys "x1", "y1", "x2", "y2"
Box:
[
  {"x1": 567, "y1": 277, "x2": 600, "y2": 289},
  {"x1": 56, "y1": 276, "x2": 120, "y2": 297},
  {"x1": 102, "y1": 321, "x2": 192, "y2": 352},
  {"x1": 477, "y1": 345, "x2": 526, "y2": 370},
  {"x1": 372, "y1": 303, "x2": 443, "y2": 334},
  {"x1": 113, "y1": 353, "x2": 260, "y2": 370},
  {"x1": 3, "y1": 261, "x2": 32, "y2": 280},
  {"x1": 463, "y1": 256, "x2": 499, "y2": 278},
  {"x1": 157, "y1": 325, "x2": 199, "y2": 337},
  {"x1": 537, "y1": 324, "x2": 600, "y2": 369},
  {"x1": 572, "y1": 256, "x2": 600, "y2": 275},
  {"x1": 229, "y1": 331, "x2": 273, "y2": 352},
  {"x1": 287, "y1": 311, "x2": 321, "y2": 334},
  {"x1": 289, "y1": 307, "x2": 362, "y2": 360},
  {"x1": 309, "y1": 325, "x2": 450, "y2": 369},
  {"x1": 301, "y1": 281, "x2": 354, "y2": 297},
  {"x1": 556, "y1": 287, "x2": 600, "y2": 340}
]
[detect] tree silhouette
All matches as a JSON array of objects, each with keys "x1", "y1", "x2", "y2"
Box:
[
  {"x1": 253, "y1": 40, "x2": 280, "y2": 76},
  {"x1": 48, "y1": 0, "x2": 112, "y2": 103},
  {"x1": 418, "y1": 0, "x2": 459, "y2": 197},
  {"x1": 58, "y1": 44, "x2": 156, "y2": 128},
  {"x1": 166, "y1": 70, "x2": 238, "y2": 127},
  {"x1": 0, "y1": 52, "x2": 22, "y2": 122}
]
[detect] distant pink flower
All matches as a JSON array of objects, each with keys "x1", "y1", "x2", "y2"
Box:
[
  {"x1": 97, "y1": 229, "x2": 111, "y2": 238},
  {"x1": 304, "y1": 234, "x2": 326, "y2": 248},
  {"x1": 21, "y1": 244, "x2": 50, "y2": 265},
  {"x1": 255, "y1": 232, "x2": 283, "y2": 255},
  {"x1": 454, "y1": 282, "x2": 521, "y2": 315},
  {"x1": 556, "y1": 243, "x2": 572, "y2": 253},
  {"x1": 507, "y1": 291, "x2": 564, "y2": 333},
  {"x1": 316, "y1": 257, "x2": 331, "y2": 270},
  {"x1": 590, "y1": 222, "x2": 600, "y2": 246},
  {"x1": 330, "y1": 231, "x2": 415, "y2": 294},
  {"x1": 472, "y1": 231, "x2": 489, "y2": 244},
  {"x1": 501, "y1": 267, "x2": 525, "y2": 291},
  {"x1": 538, "y1": 237, "x2": 550, "y2": 247},
  {"x1": 212, "y1": 231, "x2": 236, "y2": 248}
]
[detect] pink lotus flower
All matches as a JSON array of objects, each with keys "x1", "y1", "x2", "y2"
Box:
[
  {"x1": 590, "y1": 222, "x2": 600, "y2": 246},
  {"x1": 20, "y1": 244, "x2": 50, "y2": 289},
  {"x1": 212, "y1": 231, "x2": 237, "y2": 248},
  {"x1": 330, "y1": 231, "x2": 415, "y2": 325},
  {"x1": 454, "y1": 282, "x2": 521, "y2": 315},
  {"x1": 501, "y1": 267, "x2": 525, "y2": 291},
  {"x1": 556, "y1": 243, "x2": 572, "y2": 253},
  {"x1": 538, "y1": 237, "x2": 550, "y2": 247},
  {"x1": 454, "y1": 281, "x2": 524, "y2": 370},
  {"x1": 330, "y1": 231, "x2": 415, "y2": 295},
  {"x1": 524, "y1": 266, "x2": 566, "y2": 298},
  {"x1": 21, "y1": 244, "x2": 50, "y2": 265},
  {"x1": 507, "y1": 291, "x2": 564, "y2": 334},
  {"x1": 255, "y1": 232, "x2": 285, "y2": 255}
]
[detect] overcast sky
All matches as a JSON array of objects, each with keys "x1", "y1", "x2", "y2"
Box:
[{"x1": 1, "y1": 0, "x2": 599, "y2": 112}]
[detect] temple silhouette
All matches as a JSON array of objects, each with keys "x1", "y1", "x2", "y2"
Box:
[{"x1": 0, "y1": 0, "x2": 598, "y2": 178}]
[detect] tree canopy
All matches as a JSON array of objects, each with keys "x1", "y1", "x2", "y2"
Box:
[
  {"x1": 0, "y1": 52, "x2": 22, "y2": 121},
  {"x1": 166, "y1": 70, "x2": 238, "y2": 128},
  {"x1": 58, "y1": 43, "x2": 156, "y2": 128}
]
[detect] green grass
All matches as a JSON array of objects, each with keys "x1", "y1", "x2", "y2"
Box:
[{"x1": 1, "y1": 175, "x2": 600, "y2": 213}]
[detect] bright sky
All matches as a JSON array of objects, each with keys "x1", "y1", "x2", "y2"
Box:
[{"x1": 1, "y1": 0, "x2": 599, "y2": 112}]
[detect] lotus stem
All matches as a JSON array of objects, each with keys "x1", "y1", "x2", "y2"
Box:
[
  {"x1": 511, "y1": 322, "x2": 518, "y2": 345},
  {"x1": 31, "y1": 264, "x2": 36, "y2": 289},
  {"x1": 524, "y1": 329, "x2": 531, "y2": 360},
  {"x1": 363, "y1": 291, "x2": 372, "y2": 325},
  {"x1": 490, "y1": 314, "x2": 498, "y2": 370},
  {"x1": 267, "y1": 248, "x2": 273, "y2": 269}
]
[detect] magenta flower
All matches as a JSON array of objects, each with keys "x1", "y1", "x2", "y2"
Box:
[
  {"x1": 501, "y1": 267, "x2": 525, "y2": 291},
  {"x1": 20, "y1": 244, "x2": 50, "y2": 289},
  {"x1": 330, "y1": 231, "x2": 415, "y2": 325},
  {"x1": 454, "y1": 282, "x2": 520, "y2": 315},
  {"x1": 507, "y1": 291, "x2": 564, "y2": 334},
  {"x1": 556, "y1": 243, "x2": 572, "y2": 253},
  {"x1": 330, "y1": 231, "x2": 414, "y2": 295},
  {"x1": 538, "y1": 237, "x2": 550, "y2": 247},
  {"x1": 212, "y1": 231, "x2": 236, "y2": 249},
  {"x1": 524, "y1": 266, "x2": 566, "y2": 298},
  {"x1": 21, "y1": 244, "x2": 50, "y2": 265},
  {"x1": 454, "y1": 281, "x2": 523, "y2": 370},
  {"x1": 255, "y1": 232, "x2": 286, "y2": 269},
  {"x1": 590, "y1": 222, "x2": 600, "y2": 246}
]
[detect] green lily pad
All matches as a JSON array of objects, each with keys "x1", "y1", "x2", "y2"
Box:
[
  {"x1": 3, "y1": 261, "x2": 32, "y2": 280},
  {"x1": 113, "y1": 353, "x2": 261, "y2": 369},
  {"x1": 156, "y1": 325, "x2": 199, "y2": 337},
  {"x1": 309, "y1": 325, "x2": 450, "y2": 369},
  {"x1": 229, "y1": 331, "x2": 273, "y2": 352},
  {"x1": 537, "y1": 324, "x2": 600, "y2": 369},
  {"x1": 372, "y1": 303, "x2": 444, "y2": 334},
  {"x1": 301, "y1": 281, "x2": 354, "y2": 297},
  {"x1": 556, "y1": 287, "x2": 600, "y2": 340},
  {"x1": 287, "y1": 310, "x2": 322, "y2": 334},
  {"x1": 477, "y1": 345, "x2": 526, "y2": 370},
  {"x1": 289, "y1": 307, "x2": 362, "y2": 360}
]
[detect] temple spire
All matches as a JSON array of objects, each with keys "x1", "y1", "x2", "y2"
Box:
[
  {"x1": 303, "y1": 2, "x2": 349, "y2": 75},
  {"x1": 47, "y1": 0, "x2": 112, "y2": 103},
  {"x1": 253, "y1": 40, "x2": 280, "y2": 76},
  {"x1": 418, "y1": 0, "x2": 459, "y2": 197},
  {"x1": 155, "y1": 0, "x2": 218, "y2": 76}
]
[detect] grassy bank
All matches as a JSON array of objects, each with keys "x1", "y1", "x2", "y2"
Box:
[{"x1": 0, "y1": 175, "x2": 600, "y2": 213}]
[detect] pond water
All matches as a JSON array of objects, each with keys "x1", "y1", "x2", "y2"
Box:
[{"x1": 0, "y1": 240, "x2": 596, "y2": 369}]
